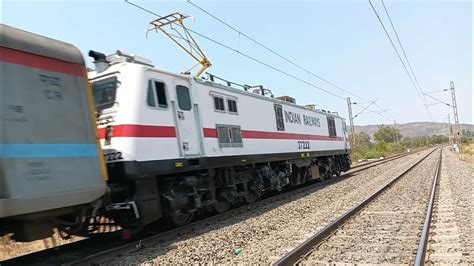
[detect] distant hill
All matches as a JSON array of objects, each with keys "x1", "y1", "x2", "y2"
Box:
[{"x1": 354, "y1": 122, "x2": 474, "y2": 138}]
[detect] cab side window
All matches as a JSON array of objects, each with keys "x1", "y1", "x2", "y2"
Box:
[
  {"x1": 147, "y1": 80, "x2": 168, "y2": 108},
  {"x1": 176, "y1": 85, "x2": 192, "y2": 111}
]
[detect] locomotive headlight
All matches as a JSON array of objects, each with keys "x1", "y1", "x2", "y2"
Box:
[{"x1": 105, "y1": 125, "x2": 113, "y2": 145}]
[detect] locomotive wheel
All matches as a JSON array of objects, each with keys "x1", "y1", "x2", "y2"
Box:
[
  {"x1": 244, "y1": 191, "x2": 259, "y2": 204},
  {"x1": 299, "y1": 167, "x2": 308, "y2": 183},
  {"x1": 170, "y1": 211, "x2": 195, "y2": 226},
  {"x1": 244, "y1": 185, "x2": 260, "y2": 204},
  {"x1": 213, "y1": 197, "x2": 231, "y2": 213},
  {"x1": 333, "y1": 164, "x2": 341, "y2": 177}
]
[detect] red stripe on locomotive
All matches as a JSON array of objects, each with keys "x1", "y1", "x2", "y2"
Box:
[
  {"x1": 98, "y1": 124, "x2": 177, "y2": 138},
  {"x1": 241, "y1": 129, "x2": 343, "y2": 141},
  {"x1": 99, "y1": 124, "x2": 342, "y2": 141}
]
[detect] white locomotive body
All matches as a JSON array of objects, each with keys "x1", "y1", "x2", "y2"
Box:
[{"x1": 89, "y1": 50, "x2": 351, "y2": 225}]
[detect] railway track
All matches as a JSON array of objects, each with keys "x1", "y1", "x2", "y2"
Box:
[
  {"x1": 425, "y1": 148, "x2": 473, "y2": 264},
  {"x1": 0, "y1": 149, "x2": 425, "y2": 265},
  {"x1": 349, "y1": 149, "x2": 418, "y2": 170},
  {"x1": 273, "y1": 148, "x2": 442, "y2": 265}
]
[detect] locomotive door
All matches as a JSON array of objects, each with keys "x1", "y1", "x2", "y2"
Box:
[
  {"x1": 342, "y1": 121, "x2": 349, "y2": 150},
  {"x1": 173, "y1": 78, "x2": 202, "y2": 157}
]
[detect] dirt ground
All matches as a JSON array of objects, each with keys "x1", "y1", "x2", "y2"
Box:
[
  {"x1": 461, "y1": 142, "x2": 474, "y2": 166},
  {"x1": 0, "y1": 231, "x2": 83, "y2": 260}
]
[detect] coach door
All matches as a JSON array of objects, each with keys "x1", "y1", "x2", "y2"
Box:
[{"x1": 173, "y1": 78, "x2": 203, "y2": 157}]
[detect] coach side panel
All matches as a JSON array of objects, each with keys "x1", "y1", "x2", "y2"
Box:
[{"x1": 0, "y1": 30, "x2": 106, "y2": 218}]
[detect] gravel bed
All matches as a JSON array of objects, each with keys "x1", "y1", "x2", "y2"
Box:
[
  {"x1": 103, "y1": 149, "x2": 434, "y2": 265},
  {"x1": 428, "y1": 148, "x2": 473, "y2": 264},
  {"x1": 301, "y1": 149, "x2": 439, "y2": 264}
]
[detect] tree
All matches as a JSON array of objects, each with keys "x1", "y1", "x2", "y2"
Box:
[
  {"x1": 374, "y1": 125, "x2": 402, "y2": 143},
  {"x1": 353, "y1": 132, "x2": 372, "y2": 147},
  {"x1": 461, "y1": 129, "x2": 473, "y2": 138},
  {"x1": 430, "y1": 134, "x2": 448, "y2": 144}
]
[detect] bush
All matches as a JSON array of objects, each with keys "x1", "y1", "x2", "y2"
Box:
[{"x1": 350, "y1": 132, "x2": 449, "y2": 163}]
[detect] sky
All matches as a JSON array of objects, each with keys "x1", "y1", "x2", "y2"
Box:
[{"x1": 2, "y1": 0, "x2": 473, "y2": 126}]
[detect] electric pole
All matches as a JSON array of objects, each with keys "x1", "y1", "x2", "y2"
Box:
[
  {"x1": 450, "y1": 81, "x2": 461, "y2": 152},
  {"x1": 347, "y1": 97, "x2": 355, "y2": 146},
  {"x1": 393, "y1": 120, "x2": 399, "y2": 143},
  {"x1": 446, "y1": 114, "x2": 455, "y2": 148}
]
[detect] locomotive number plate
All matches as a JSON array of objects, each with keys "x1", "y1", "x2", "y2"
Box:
[
  {"x1": 297, "y1": 141, "x2": 310, "y2": 150},
  {"x1": 104, "y1": 151, "x2": 123, "y2": 161}
]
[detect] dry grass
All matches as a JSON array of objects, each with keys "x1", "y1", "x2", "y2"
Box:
[
  {"x1": 0, "y1": 216, "x2": 119, "y2": 260},
  {"x1": 0, "y1": 231, "x2": 83, "y2": 260},
  {"x1": 460, "y1": 142, "x2": 474, "y2": 166}
]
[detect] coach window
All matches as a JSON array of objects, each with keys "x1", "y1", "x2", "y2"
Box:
[
  {"x1": 176, "y1": 85, "x2": 192, "y2": 111},
  {"x1": 213, "y1": 95, "x2": 225, "y2": 112},
  {"x1": 227, "y1": 98, "x2": 238, "y2": 114},
  {"x1": 274, "y1": 104, "x2": 285, "y2": 131},
  {"x1": 327, "y1": 117, "x2": 337, "y2": 137},
  {"x1": 147, "y1": 80, "x2": 168, "y2": 108}
]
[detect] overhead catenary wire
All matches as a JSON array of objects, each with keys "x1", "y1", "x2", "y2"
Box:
[
  {"x1": 354, "y1": 99, "x2": 378, "y2": 118},
  {"x1": 380, "y1": 0, "x2": 450, "y2": 111},
  {"x1": 423, "y1": 93, "x2": 453, "y2": 107},
  {"x1": 424, "y1": 88, "x2": 449, "y2": 94},
  {"x1": 126, "y1": 0, "x2": 394, "y2": 124},
  {"x1": 368, "y1": 0, "x2": 433, "y2": 121},
  {"x1": 381, "y1": 0, "x2": 424, "y2": 96},
  {"x1": 125, "y1": 0, "x2": 347, "y2": 102},
  {"x1": 187, "y1": 0, "x2": 393, "y2": 120},
  {"x1": 369, "y1": 0, "x2": 429, "y2": 110}
]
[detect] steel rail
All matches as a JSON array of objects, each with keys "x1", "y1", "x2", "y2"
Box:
[
  {"x1": 68, "y1": 149, "x2": 426, "y2": 265},
  {"x1": 1, "y1": 171, "x2": 352, "y2": 265},
  {"x1": 272, "y1": 147, "x2": 438, "y2": 266},
  {"x1": 350, "y1": 146, "x2": 428, "y2": 171},
  {"x1": 350, "y1": 150, "x2": 412, "y2": 171},
  {"x1": 1, "y1": 149, "x2": 424, "y2": 265},
  {"x1": 414, "y1": 149, "x2": 442, "y2": 265},
  {"x1": 66, "y1": 179, "x2": 352, "y2": 265}
]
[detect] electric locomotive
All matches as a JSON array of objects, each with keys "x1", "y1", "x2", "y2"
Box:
[{"x1": 89, "y1": 50, "x2": 351, "y2": 227}]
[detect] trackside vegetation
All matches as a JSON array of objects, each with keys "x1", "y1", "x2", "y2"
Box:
[
  {"x1": 459, "y1": 130, "x2": 474, "y2": 165},
  {"x1": 351, "y1": 125, "x2": 451, "y2": 162}
]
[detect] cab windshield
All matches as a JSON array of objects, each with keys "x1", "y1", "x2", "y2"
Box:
[{"x1": 93, "y1": 77, "x2": 118, "y2": 110}]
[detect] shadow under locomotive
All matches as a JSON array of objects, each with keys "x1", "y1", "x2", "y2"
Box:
[{"x1": 123, "y1": 171, "x2": 360, "y2": 262}]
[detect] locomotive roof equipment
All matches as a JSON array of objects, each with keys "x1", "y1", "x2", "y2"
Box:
[{"x1": 147, "y1": 12, "x2": 212, "y2": 77}]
